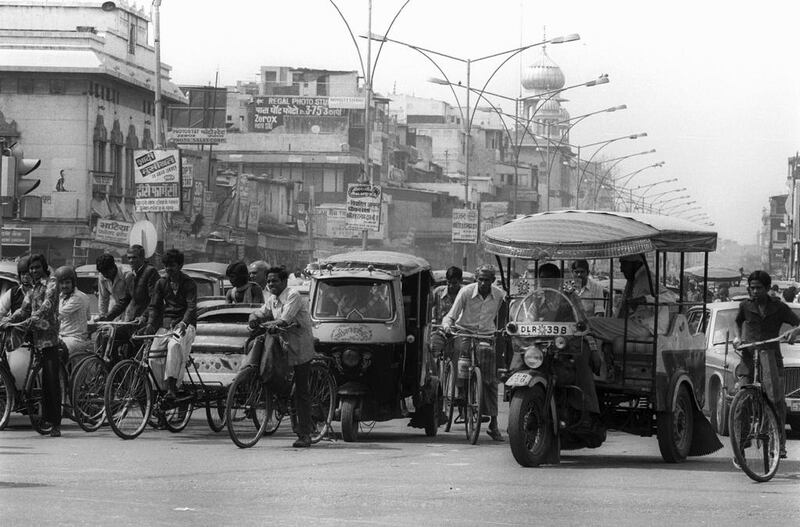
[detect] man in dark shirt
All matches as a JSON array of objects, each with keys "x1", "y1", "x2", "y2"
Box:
[
  {"x1": 95, "y1": 245, "x2": 159, "y2": 355},
  {"x1": 733, "y1": 270, "x2": 800, "y2": 459},
  {"x1": 142, "y1": 249, "x2": 198, "y2": 399}
]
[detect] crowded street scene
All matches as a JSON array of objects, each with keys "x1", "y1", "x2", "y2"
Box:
[{"x1": 1, "y1": 0, "x2": 799, "y2": 525}]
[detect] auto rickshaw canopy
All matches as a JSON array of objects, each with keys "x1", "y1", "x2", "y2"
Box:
[
  {"x1": 483, "y1": 210, "x2": 717, "y2": 260},
  {"x1": 684, "y1": 265, "x2": 741, "y2": 282},
  {"x1": 318, "y1": 250, "x2": 431, "y2": 277}
]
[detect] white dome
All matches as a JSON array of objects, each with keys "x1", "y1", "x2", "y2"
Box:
[{"x1": 521, "y1": 48, "x2": 565, "y2": 91}]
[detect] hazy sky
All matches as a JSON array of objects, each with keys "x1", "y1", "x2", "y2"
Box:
[{"x1": 151, "y1": 0, "x2": 800, "y2": 245}]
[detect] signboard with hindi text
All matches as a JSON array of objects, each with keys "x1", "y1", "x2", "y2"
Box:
[
  {"x1": 95, "y1": 219, "x2": 133, "y2": 245},
  {"x1": 134, "y1": 149, "x2": 181, "y2": 212},
  {"x1": 452, "y1": 208, "x2": 478, "y2": 243},
  {"x1": 345, "y1": 184, "x2": 382, "y2": 231},
  {"x1": 168, "y1": 128, "x2": 226, "y2": 145}
]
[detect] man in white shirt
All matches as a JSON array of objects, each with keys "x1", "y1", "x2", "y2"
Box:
[
  {"x1": 55, "y1": 266, "x2": 91, "y2": 359},
  {"x1": 571, "y1": 259, "x2": 606, "y2": 317},
  {"x1": 96, "y1": 253, "x2": 128, "y2": 320},
  {"x1": 442, "y1": 265, "x2": 505, "y2": 441}
]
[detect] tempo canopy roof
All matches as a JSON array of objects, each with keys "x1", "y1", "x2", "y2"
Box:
[
  {"x1": 684, "y1": 266, "x2": 741, "y2": 282},
  {"x1": 483, "y1": 210, "x2": 717, "y2": 260},
  {"x1": 319, "y1": 250, "x2": 431, "y2": 276}
]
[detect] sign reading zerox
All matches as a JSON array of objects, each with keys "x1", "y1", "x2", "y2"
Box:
[{"x1": 134, "y1": 149, "x2": 181, "y2": 212}]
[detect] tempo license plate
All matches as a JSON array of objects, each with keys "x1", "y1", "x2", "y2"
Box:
[
  {"x1": 513, "y1": 323, "x2": 576, "y2": 337},
  {"x1": 506, "y1": 372, "x2": 533, "y2": 387},
  {"x1": 790, "y1": 399, "x2": 800, "y2": 413}
]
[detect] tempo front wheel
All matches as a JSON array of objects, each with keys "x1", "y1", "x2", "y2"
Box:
[{"x1": 729, "y1": 387, "x2": 781, "y2": 482}]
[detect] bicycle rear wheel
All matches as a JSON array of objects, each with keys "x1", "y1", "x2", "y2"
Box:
[
  {"x1": 226, "y1": 367, "x2": 269, "y2": 448},
  {"x1": 205, "y1": 391, "x2": 227, "y2": 432},
  {"x1": 0, "y1": 367, "x2": 14, "y2": 430},
  {"x1": 71, "y1": 356, "x2": 108, "y2": 432},
  {"x1": 104, "y1": 360, "x2": 152, "y2": 440},
  {"x1": 308, "y1": 362, "x2": 336, "y2": 443},
  {"x1": 163, "y1": 396, "x2": 194, "y2": 433},
  {"x1": 442, "y1": 361, "x2": 456, "y2": 433},
  {"x1": 729, "y1": 387, "x2": 781, "y2": 482},
  {"x1": 465, "y1": 367, "x2": 483, "y2": 445}
]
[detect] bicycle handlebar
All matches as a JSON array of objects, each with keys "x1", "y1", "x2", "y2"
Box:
[
  {"x1": 735, "y1": 335, "x2": 785, "y2": 350},
  {"x1": 94, "y1": 321, "x2": 139, "y2": 327}
]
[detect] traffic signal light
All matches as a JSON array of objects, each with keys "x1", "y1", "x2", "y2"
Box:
[{"x1": 0, "y1": 142, "x2": 40, "y2": 198}]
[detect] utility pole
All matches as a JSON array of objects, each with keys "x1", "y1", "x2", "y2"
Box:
[{"x1": 360, "y1": 0, "x2": 373, "y2": 251}]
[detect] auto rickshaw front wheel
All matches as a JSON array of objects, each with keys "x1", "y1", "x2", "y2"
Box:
[
  {"x1": 340, "y1": 397, "x2": 359, "y2": 442},
  {"x1": 508, "y1": 385, "x2": 552, "y2": 467},
  {"x1": 656, "y1": 384, "x2": 694, "y2": 463}
]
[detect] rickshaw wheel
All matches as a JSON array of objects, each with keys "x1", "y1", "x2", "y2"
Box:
[
  {"x1": 104, "y1": 360, "x2": 152, "y2": 440},
  {"x1": 508, "y1": 385, "x2": 552, "y2": 467},
  {"x1": 205, "y1": 394, "x2": 227, "y2": 432},
  {"x1": 164, "y1": 398, "x2": 193, "y2": 433},
  {"x1": 657, "y1": 384, "x2": 694, "y2": 463},
  {"x1": 340, "y1": 397, "x2": 359, "y2": 442},
  {"x1": 0, "y1": 367, "x2": 15, "y2": 430}
]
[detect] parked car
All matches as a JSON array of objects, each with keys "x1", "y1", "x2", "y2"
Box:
[
  {"x1": 687, "y1": 301, "x2": 800, "y2": 436},
  {"x1": 0, "y1": 261, "x2": 19, "y2": 298},
  {"x1": 182, "y1": 262, "x2": 231, "y2": 299}
]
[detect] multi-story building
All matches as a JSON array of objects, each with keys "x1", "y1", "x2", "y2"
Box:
[
  {"x1": 0, "y1": 0, "x2": 186, "y2": 264},
  {"x1": 762, "y1": 194, "x2": 789, "y2": 277}
]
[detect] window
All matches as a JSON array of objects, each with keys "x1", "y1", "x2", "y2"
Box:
[
  {"x1": 94, "y1": 140, "x2": 107, "y2": 172},
  {"x1": 110, "y1": 144, "x2": 123, "y2": 194},
  {"x1": 128, "y1": 23, "x2": 137, "y2": 54},
  {"x1": 125, "y1": 148, "x2": 135, "y2": 197},
  {"x1": 49, "y1": 79, "x2": 65, "y2": 95},
  {"x1": 18, "y1": 78, "x2": 34, "y2": 94}
]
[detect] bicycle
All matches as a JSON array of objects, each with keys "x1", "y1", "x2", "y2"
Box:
[
  {"x1": 103, "y1": 329, "x2": 229, "y2": 440},
  {"x1": 0, "y1": 322, "x2": 69, "y2": 433},
  {"x1": 225, "y1": 323, "x2": 336, "y2": 448},
  {"x1": 439, "y1": 327, "x2": 496, "y2": 445},
  {"x1": 728, "y1": 335, "x2": 785, "y2": 482},
  {"x1": 71, "y1": 321, "x2": 138, "y2": 432}
]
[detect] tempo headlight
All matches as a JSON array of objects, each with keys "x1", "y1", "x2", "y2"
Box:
[
  {"x1": 523, "y1": 345, "x2": 544, "y2": 369},
  {"x1": 554, "y1": 336, "x2": 567, "y2": 349},
  {"x1": 342, "y1": 348, "x2": 361, "y2": 368}
]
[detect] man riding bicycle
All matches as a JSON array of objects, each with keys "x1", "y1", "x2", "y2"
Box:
[
  {"x1": 733, "y1": 270, "x2": 800, "y2": 460},
  {"x1": 441, "y1": 264, "x2": 505, "y2": 441},
  {"x1": 141, "y1": 249, "x2": 198, "y2": 401}
]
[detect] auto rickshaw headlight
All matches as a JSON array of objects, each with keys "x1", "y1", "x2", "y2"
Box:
[
  {"x1": 406, "y1": 334, "x2": 415, "y2": 344},
  {"x1": 554, "y1": 336, "x2": 567, "y2": 349},
  {"x1": 342, "y1": 348, "x2": 361, "y2": 368},
  {"x1": 523, "y1": 345, "x2": 544, "y2": 369}
]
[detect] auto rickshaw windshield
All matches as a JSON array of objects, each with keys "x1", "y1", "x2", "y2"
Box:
[
  {"x1": 510, "y1": 278, "x2": 583, "y2": 324},
  {"x1": 313, "y1": 280, "x2": 394, "y2": 321}
]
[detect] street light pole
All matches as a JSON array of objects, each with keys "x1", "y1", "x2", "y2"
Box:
[
  {"x1": 153, "y1": 0, "x2": 162, "y2": 148},
  {"x1": 361, "y1": 0, "x2": 373, "y2": 250}
]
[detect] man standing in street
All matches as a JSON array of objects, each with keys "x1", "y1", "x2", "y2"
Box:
[
  {"x1": 442, "y1": 265, "x2": 505, "y2": 441},
  {"x1": 733, "y1": 270, "x2": 800, "y2": 460},
  {"x1": 248, "y1": 266, "x2": 315, "y2": 448}
]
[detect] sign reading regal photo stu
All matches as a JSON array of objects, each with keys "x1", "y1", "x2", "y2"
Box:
[{"x1": 134, "y1": 149, "x2": 181, "y2": 212}]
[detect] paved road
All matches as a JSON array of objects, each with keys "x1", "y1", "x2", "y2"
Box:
[{"x1": 1, "y1": 409, "x2": 799, "y2": 526}]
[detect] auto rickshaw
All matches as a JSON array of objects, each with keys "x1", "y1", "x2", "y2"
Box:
[
  {"x1": 308, "y1": 251, "x2": 437, "y2": 441},
  {"x1": 483, "y1": 210, "x2": 724, "y2": 466}
]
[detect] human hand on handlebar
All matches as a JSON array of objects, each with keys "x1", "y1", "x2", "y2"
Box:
[
  {"x1": 781, "y1": 327, "x2": 800, "y2": 344},
  {"x1": 732, "y1": 336, "x2": 741, "y2": 349}
]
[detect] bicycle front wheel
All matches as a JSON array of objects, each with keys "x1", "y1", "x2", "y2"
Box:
[
  {"x1": 0, "y1": 367, "x2": 15, "y2": 430},
  {"x1": 308, "y1": 362, "x2": 336, "y2": 443},
  {"x1": 728, "y1": 387, "x2": 781, "y2": 482},
  {"x1": 225, "y1": 367, "x2": 269, "y2": 448},
  {"x1": 442, "y1": 361, "x2": 456, "y2": 433},
  {"x1": 71, "y1": 356, "x2": 108, "y2": 432},
  {"x1": 104, "y1": 360, "x2": 152, "y2": 440},
  {"x1": 465, "y1": 367, "x2": 483, "y2": 445}
]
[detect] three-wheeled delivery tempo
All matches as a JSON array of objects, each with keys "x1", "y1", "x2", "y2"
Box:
[
  {"x1": 483, "y1": 210, "x2": 724, "y2": 466},
  {"x1": 308, "y1": 251, "x2": 437, "y2": 441}
]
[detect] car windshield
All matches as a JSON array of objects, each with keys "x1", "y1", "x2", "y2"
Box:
[
  {"x1": 711, "y1": 307, "x2": 800, "y2": 344},
  {"x1": 313, "y1": 280, "x2": 394, "y2": 321},
  {"x1": 510, "y1": 280, "x2": 581, "y2": 324}
]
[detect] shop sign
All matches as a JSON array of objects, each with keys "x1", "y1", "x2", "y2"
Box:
[
  {"x1": 95, "y1": 219, "x2": 133, "y2": 245},
  {"x1": 134, "y1": 149, "x2": 181, "y2": 212}
]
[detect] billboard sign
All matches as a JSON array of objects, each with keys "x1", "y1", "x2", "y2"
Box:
[
  {"x1": 134, "y1": 149, "x2": 181, "y2": 212},
  {"x1": 452, "y1": 208, "x2": 478, "y2": 243},
  {"x1": 249, "y1": 96, "x2": 350, "y2": 133},
  {"x1": 168, "y1": 128, "x2": 226, "y2": 145},
  {"x1": 345, "y1": 184, "x2": 382, "y2": 232}
]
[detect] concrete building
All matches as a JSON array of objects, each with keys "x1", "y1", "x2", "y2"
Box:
[
  {"x1": 762, "y1": 194, "x2": 789, "y2": 277},
  {"x1": 0, "y1": 0, "x2": 186, "y2": 264}
]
